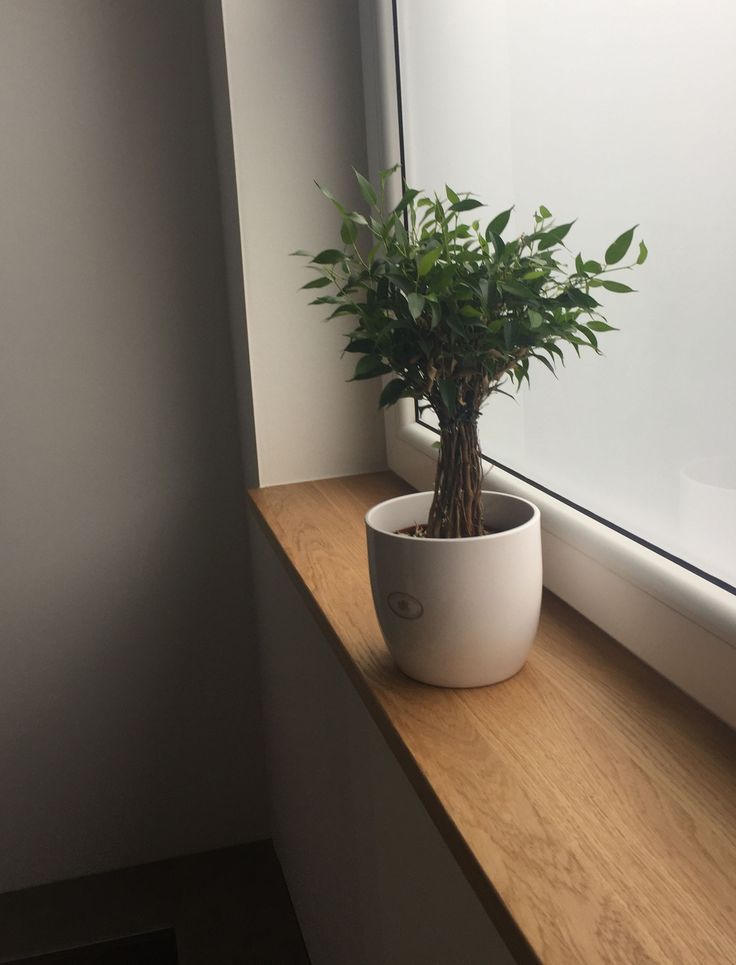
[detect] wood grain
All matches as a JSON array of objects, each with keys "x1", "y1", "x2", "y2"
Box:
[{"x1": 249, "y1": 472, "x2": 736, "y2": 965}]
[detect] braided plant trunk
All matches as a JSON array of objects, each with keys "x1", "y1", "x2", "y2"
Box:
[{"x1": 426, "y1": 415, "x2": 485, "y2": 539}]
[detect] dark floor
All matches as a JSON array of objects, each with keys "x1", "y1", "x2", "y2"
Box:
[
  {"x1": 6, "y1": 930, "x2": 177, "y2": 964},
  {"x1": 0, "y1": 842, "x2": 310, "y2": 965}
]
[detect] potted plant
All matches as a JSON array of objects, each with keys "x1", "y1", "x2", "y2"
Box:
[{"x1": 295, "y1": 166, "x2": 646, "y2": 687}]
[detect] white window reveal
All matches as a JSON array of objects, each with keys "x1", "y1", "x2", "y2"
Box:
[{"x1": 359, "y1": 0, "x2": 736, "y2": 724}]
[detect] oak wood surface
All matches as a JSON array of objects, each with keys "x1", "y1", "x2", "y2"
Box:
[{"x1": 249, "y1": 472, "x2": 736, "y2": 965}]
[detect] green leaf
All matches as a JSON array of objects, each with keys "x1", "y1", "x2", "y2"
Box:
[
  {"x1": 315, "y1": 181, "x2": 346, "y2": 214},
  {"x1": 438, "y1": 378, "x2": 457, "y2": 414},
  {"x1": 417, "y1": 247, "x2": 442, "y2": 277},
  {"x1": 340, "y1": 218, "x2": 358, "y2": 245},
  {"x1": 290, "y1": 249, "x2": 311, "y2": 257},
  {"x1": 532, "y1": 353, "x2": 557, "y2": 377},
  {"x1": 605, "y1": 225, "x2": 637, "y2": 265},
  {"x1": 583, "y1": 260, "x2": 603, "y2": 274},
  {"x1": 354, "y1": 169, "x2": 378, "y2": 207},
  {"x1": 543, "y1": 342, "x2": 565, "y2": 363},
  {"x1": 487, "y1": 231, "x2": 505, "y2": 257},
  {"x1": 352, "y1": 355, "x2": 391, "y2": 381},
  {"x1": 499, "y1": 280, "x2": 537, "y2": 300},
  {"x1": 445, "y1": 313, "x2": 465, "y2": 335},
  {"x1": 450, "y1": 198, "x2": 484, "y2": 212},
  {"x1": 445, "y1": 185, "x2": 460, "y2": 205},
  {"x1": 538, "y1": 222, "x2": 575, "y2": 250},
  {"x1": 327, "y1": 305, "x2": 358, "y2": 319},
  {"x1": 301, "y1": 276, "x2": 332, "y2": 289},
  {"x1": 311, "y1": 249, "x2": 345, "y2": 265},
  {"x1": 539, "y1": 205, "x2": 552, "y2": 219},
  {"x1": 637, "y1": 240, "x2": 648, "y2": 265},
  {"x1": 347, "y1": 211, "x2": 369, "y2": 225},
  {"x1": 515, "y1": 358, "x2": 530, "y2": 387},
  {"x1": 344, "y1": 337, "x2": 375, "y2": 353},
  {"x1": 521, "y1": 269, "x2": 546, "y2": 280},
  {"x1": 392, "y1": 215, "x2": 409, "y2": 249},
  {"x1": 575, "y1": 253, "x2": 585, "y2": 275},
  {"x1": 586, "y1": 320, "x2": 618, "y2": 332},
  {"x1": 599, "y1": 279, "x2": 636, "y2": 293},
  {"x1": 459, "y1": 305, "x2": 482, "y2": 317},
  {"x1": 528, "y1": 309, "x2": 544, "y2": 329},
  {"x1": 394, "y1": 188, "x2": 420, "y2": 215},
  {"x1": 565, "y1": 287, "x2": 600, "y2": 309},
  {"x1": 379, "y1": 378, "x2": 408, "y2": 408},
  {"x1": 487, "y1": 207, "x2": 513, "y2": 236},
  {"x1": 405, "y1": 292, "x2": 425, "y2": 319},
  {"x1": 379, "y1": 163, "x2": 401, "y2": 182},
  {"x1": 578, "y1": 325, "x2": 599, "y2": 350}
]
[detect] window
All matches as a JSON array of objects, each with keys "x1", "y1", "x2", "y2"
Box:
[{"x1": 359, "y1": 0, "x2": 736, "y2": 724}]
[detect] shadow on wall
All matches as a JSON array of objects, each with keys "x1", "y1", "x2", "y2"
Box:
[{"x1": 0, "y1": 0, "x2": 267, "y2": 893}]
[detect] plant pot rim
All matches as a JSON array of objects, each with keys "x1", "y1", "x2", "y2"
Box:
[
  {"x1": 365, "y1": 489, "x2": 540, "y2": 542},
  {"x1": 680, "y1": 455, "x2": 736, "y2": 491}
]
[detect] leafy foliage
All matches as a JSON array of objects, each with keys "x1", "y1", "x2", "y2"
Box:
[
  {"x1": 295, "y1": 166, "x2": 646, "y2": 430},
  {"x1": 294, "y1": 167, "x2": 646, "y2": 538}
]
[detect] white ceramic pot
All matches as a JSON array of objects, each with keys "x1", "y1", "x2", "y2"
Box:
[{"x1": 365, "y1": 491, "x2": 542, "y2": 687}]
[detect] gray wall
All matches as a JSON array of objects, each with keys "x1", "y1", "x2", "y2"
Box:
[{"x1": 0, "y1": 0, "x2": 267, "y2": 893}]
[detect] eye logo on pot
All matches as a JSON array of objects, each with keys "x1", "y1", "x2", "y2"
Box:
[{"x1": 387, "y1": 592, "x2": 423, "y2": 620}]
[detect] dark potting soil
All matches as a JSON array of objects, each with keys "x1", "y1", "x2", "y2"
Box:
[{"x1": 395, "y1": 523, "x2": 502, "y2": 537}]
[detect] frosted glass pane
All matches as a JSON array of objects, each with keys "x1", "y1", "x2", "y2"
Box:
[{"x1": 397, "y1": 0, "x2": 736, "y2": 588}]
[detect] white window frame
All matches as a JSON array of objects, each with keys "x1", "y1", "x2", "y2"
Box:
[{"x1": 358, "y1": 0, "x2": 736, "y2": 727}]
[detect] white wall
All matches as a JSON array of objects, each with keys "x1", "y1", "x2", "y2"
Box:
[
  {"x1": 220, "y1": 0, "x2": 387, "y2": 486},
  {"x1": 0, "y1": 0, "x2": 267, "y2": 894}
]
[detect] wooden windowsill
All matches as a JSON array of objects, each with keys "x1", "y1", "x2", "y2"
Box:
[{"x1": 248, "y1": 471, "x2": 735, "y2": 965}]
